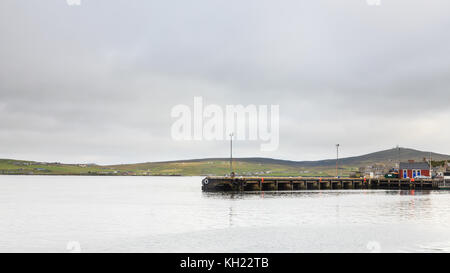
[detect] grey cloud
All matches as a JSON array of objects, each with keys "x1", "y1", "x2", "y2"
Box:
[{"x1": 1, "y1": 0, "x2": 450, "y2": 163}]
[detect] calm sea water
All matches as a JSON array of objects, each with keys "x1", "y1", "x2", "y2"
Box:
[{"x1": 1, "y1": 175, "x2": 450, "y2": 253}]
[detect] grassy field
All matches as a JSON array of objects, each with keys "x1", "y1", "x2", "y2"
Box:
[
  {"x1": 0, "y1": 158, "x2": 357, "y2": 177},
  {"x1": 0, "y1": 159, "x2": 121, "y2": 175},
  {"x1": 3, "y1": 147, "x2": 446, "y2": 177},
  {"x1": 110, "y1": 160, "x2": 352, "y2": 176}
]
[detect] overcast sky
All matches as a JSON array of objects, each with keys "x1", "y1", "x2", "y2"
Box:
[{"x1": 1, "y1": 0, "x2": 450, "y2": 164}]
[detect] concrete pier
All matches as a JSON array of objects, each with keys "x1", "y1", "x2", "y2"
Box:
[{"x1": 201, "y1": 176, "x2": 442, "y2": 192}]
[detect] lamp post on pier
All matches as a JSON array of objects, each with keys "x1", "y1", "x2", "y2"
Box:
[
  {"x1": 229, "y1": 133, "x2": 234, "y2": 177},
  {"x1": 336, "y1": 144, "x2": 340, "y2": 178}
]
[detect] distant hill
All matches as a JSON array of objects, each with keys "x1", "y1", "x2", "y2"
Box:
[
  {"x1": 107, "y1": 147, "x2": 450, "y2": 176},
  {"x1": 1, "y1": 147, "x2": 449, "y2": 176},
  {"x1": 132, "y1": 147, "x2": 450, "y2": 168},
  {"x1": 295, "y1": 147, "x2": 450, "y2": 167}
]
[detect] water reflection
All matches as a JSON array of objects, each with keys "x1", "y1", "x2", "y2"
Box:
[
  {"x1": 202, "y1": 189, "x2": 432, "y2": 200},
  {"x1": 2, "y1": 176, "x2": 450, "y2": 252},
  {"x1": 228, "y1": 206, "x2": 234, "y2": 228},
  {"x1": 202, "y1": 189, "x2": 440, "y2": 228}
]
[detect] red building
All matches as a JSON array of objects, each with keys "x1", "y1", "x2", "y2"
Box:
[{"x1": 399, "y1": 162, "x2": 430, "y2": 178}]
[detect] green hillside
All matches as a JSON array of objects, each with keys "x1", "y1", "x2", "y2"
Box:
[
  {"x1": 0, "y1": 159, "x2": 121, "y2": 175},
  {"x1": 1, "y1": 148, "x2": 448, "y2": 177},
  {"x1": 0, "y1": 158, "x2": 346, "y2": 177},
  {"x1": 109, "y1": 160, "x2": 341, "y2": 177}
]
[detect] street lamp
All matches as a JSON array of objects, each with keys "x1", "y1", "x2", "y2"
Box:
[
  {"x1": 229, "y1": 133, "x2": 234, "y2": 177},
  {"x1": 429, "y1": 151, "x2": 432, "y2": 178},
  {"x1": 336, "y1": 144, "x2": 340, "y2": 178}
]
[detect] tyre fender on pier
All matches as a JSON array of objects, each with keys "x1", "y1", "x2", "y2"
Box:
[{"x1": 202, "y1": 178, "x2": 209, "y2": 185}]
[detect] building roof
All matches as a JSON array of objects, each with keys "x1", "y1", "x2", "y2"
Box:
[{"x1": 399, "y1": 162, "x2": 429, "y2": 170}]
